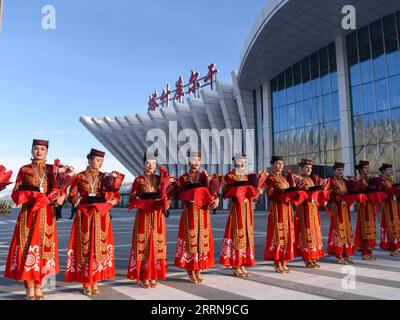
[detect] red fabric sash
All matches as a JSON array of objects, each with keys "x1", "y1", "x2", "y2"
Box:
[
  {"x1": 341, "y1": 193, "x2": 368, "y2": 207},
  {"x1": 11, "y1": 190, "x2": 50, "y2": 213},
  {"x1": 104, "y1": 191, "x2": 121, "y2": 202},
  {"x1": 78, "y1": 202, "x2": 113, "y2": 217},
  {"x1": 306, "y1": 189, "x2": 328, "y2": 207},
  {"x1": 180, "y1": 187, "x2": 212, "y2": 210},
  {"x1": 279, "y1": 190, "x2": 308, "y2": 206},
  {"x1": 366, "y1": 191, "x2": 387, "y2": 222},
  {"x1": 323, "y1": 203, "x2": 332, "y2": 220},
  {"x1": 257, "y1": 171, "x2": 268, "y2": 188},
  {"x1": 224, "y1": 185, "x2": 255, "y2": 229},
  {"x1": 159, "y1": 167, "x2": 172, "y2": 197},
  {"x1": 388, "y1": 187, "x2": 400, "y2": 197},
  {"x1": 223, "y1": 185, "x2": 256, "y2": 202},
  {"x1": 129, "y1": 198, "x2": 168, "y2": 214},
  {"x1": 0, "y1": 165, "x2": 12, "y2": 190},
  {"x1": 366, "y1": 191, "x2": 387, "y2": 206},
  {"x1": 305, "y1": 189, "x2": 331, "y2": 220},
  {"x1": 46, "y1": 188, "x2": 67, "y2": 202}
]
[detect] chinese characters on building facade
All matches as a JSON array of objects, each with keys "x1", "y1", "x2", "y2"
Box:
[{"x1": 148, "y1": 63, "x2": 218, "y2": 111}]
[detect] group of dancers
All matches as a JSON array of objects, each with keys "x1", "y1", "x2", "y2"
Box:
[{"x1": 0, "y1": 139, "x2": 399, "y2": 300}]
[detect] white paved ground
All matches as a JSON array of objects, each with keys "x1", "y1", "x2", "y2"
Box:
[{"x1": 0, "y1": 208, "x2": 399, "y2": 300}]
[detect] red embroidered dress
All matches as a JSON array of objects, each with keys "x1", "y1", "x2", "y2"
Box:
[
  {"x1": 354, "y1": 176, "x2": 378, "y2": 254},
  {"x1": 263, "y1": 172, "x2": 295, "y2": 262},
  {"x1": 5, "y1": 161, "x2": 59, "y2": 284},
  {"x1": 127, "y1": 174, "x2": 168, "y2": 282},
  {"x1": 294, "y1": 175, "x2": 324, "y2": 261},
  {"x1": 219, "y1": 171, "x2": 255, "y2": 267},
  {"x1": 174, "y1": 170, "x2": 216, "y2": 272},
  {"x1": 378, "y1": 175, "x2": 400, "y2": 251},
  {"x1": 327, "y1": 177, "x2": 355, "y2": 257},
  {"x1": 65, "y1": 168, "x2": 118, "y2": 285}
]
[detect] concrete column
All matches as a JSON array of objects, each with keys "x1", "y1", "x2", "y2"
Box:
[
  {"x1": 255, "y1": 87, "x2": 264, "y2": 172},
  {"x1": 335, "y1": 36, "x2": 355, "y2": 177},
  {"x1": 262, "y1": 81, "x2": 273, "y2": 168}
]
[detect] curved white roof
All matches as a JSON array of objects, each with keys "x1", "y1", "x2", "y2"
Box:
[{"x1": 238, "y1": 0, "x2": 400, "y2": 90}]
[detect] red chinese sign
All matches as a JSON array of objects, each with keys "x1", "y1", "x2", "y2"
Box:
[
  {"x1": 148, "y1": 63, "x2": 219, "y2": 111},
  {"x1": 173, "y1": 76, "x2": 185, "y2": 103},
  {"x1": 148, "y1": 91, "x2": 159, "y2": 112},
  {"x1": 204, "y1": 63, "x2": 218, "y2": 91},
  {"x1": 160, "y1": 84, "x2": 171, "y2": 109},
  {"x1": 188, "y1": 70, "x2": 201, "y2": 97}
]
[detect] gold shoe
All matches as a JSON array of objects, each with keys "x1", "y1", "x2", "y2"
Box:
[
  {"x1": 195, "y1": 272, "x2": 204, "y2": 284},
  {"x1": 34, "y1": 287, "x2": 44, "y2": 300},
  {"x1": 83, "y1": 286, "x2": 92, "y2": 296},
  {"x1": 91, "y1": 284, "x2": 100, "y2": 294},
  {"x1": 313, "y1": 261, "x2": 321, "y2": 269},
  {"x1": 344, "y1": 257, "x2": 354, "y2": 264},
  {"x1": 232, "y1": 268, "x2": 245, "y2": 277},
  {"x1": 25, "y1": 288, "x2": 35, "y2": 301},
  {"x1": 390, "y1": 251, "x2": 400, "y2": 257},
  {"x1": 188, "y1": 273, "x2": 199, "y2": 284},
  {"x1": 282, "y1": 265, "x2": 290, "y2": 273},
  {"x1": 149, "y1": 280, "x2": 158, "y2": 288},
  {"x1": 304, "y1": 261, "x2": 314, "y2": 268},
  {"x1": 336, "y1": 257, "x2": 348, "y2": 265},
  {"x1": 362, "y1": 254, "x2": 373, "y2": 261},
  {"x1": 274, "y1": 262, "x2": 285, "y2": 273},
  {"x1": 141, "y1": 281, "x2": 151, "y2": 288},
  {"x1": 242, "y1": 270, "x2": 251, "y2": 278}
]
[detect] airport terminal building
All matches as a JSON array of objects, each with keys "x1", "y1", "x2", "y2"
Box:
[{"x1": 82, "y1": 0, "x2": 400, "y2": 181}]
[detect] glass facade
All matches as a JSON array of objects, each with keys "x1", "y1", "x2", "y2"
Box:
[
  {"x1": 348, "y1": 11, "x2": 400, "y2": 177},
  {"x1": 270, "y1": 43, "x2": 341, "y2": 166}
]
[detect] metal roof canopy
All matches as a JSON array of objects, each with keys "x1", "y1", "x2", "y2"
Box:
[{"x1": 238, "y1": 0, "x2": 400, "y2": 90}]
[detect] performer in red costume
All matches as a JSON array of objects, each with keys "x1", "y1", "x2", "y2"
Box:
[
  {"x1": 353, "y1": 160, "x2": 379, "y2": 261},
  {"x1": 262, "y1": 156, "x2": 295, "y2": 273},
  {"x1": 293, "y1": 159, "x2": 325, "y2": 269},
  {"x1": 327, "y1": 162, "x2": 355, "y2": 264},
  {"x1": 127, "y1": 152, "x2": 175, "y2": 288},
  {"x1": 5, "y1": 139, "x2": 65, "y2": 300},
  {"x1": 65, "y1": 149, "x2": 122, "y2": 296},
  {"x1": 174, "y1": 151, "x2": 219, "y2": 284},
  {"x1": 377, "y1": 163, "x2": 400, "y2": 256},
  {"x1": 220, "y1": 153, "x2": 258, "y2": 277}
]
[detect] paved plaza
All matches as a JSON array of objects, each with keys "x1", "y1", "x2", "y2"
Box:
[{"x1": 0, "y1": 208, "x2": 399, "y2": 300}]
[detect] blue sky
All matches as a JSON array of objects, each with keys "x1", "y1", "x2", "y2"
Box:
[{"x1": 0, "y1": 0, "x2": 267, "y2": 189}]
